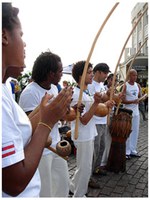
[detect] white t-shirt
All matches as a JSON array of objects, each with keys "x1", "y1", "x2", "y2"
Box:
[
  {"x1": 70, "y1": 87, "x2": 97, "y2": 142},
  {"x1": 19, "y1": 82, "x2": 60, "y2": 155},
  {"x1": 124, "y1": 82, "x2": 139, "y2": 116},
  {"x1": 2, "y1": 84, "x2": 41, "y2": 197},
  {"x1": 88, "y1": 80, "x2": 107, "y2": 124}
]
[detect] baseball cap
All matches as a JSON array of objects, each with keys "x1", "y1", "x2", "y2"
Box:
[{"x1": 93, "y1": 63, "x2": 111, "y2": 73}]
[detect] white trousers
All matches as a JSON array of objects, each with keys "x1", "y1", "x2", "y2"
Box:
[
  {"x1": 126, "y1": 114, "x2": 140, "y2": 155},
  {"x1": 70, "y1": 140, "x2": 94, "y2": 197},
  {"x1": 38, "y1": 152, "x2": 69, "y2": 197}
]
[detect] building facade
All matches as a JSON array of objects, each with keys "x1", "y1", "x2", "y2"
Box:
[{"x1": 119, "y1": 3, "x2": 148, "y2": 86}]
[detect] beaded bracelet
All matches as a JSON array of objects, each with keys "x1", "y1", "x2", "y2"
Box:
[{"x1": 38, "y1": 122, "x2": 52, "y2": 132}]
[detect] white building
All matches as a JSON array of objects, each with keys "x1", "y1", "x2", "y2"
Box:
[{"x1": 119, "y1": 3, "x2": 148, "y2": 85}]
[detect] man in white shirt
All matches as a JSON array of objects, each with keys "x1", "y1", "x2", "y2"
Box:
[
  {"x1": 19, "y1": 51, "x2": 69, "y2": 197},
  {"x1": 88, "y1": 63, "x2": 110, "y2": 180},
  {"x1": 122, "y1": 69, "x2": 141, "y2": 159}
]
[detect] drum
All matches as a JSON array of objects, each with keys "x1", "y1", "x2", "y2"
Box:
[
  {"x1": 107, "y1": 107, "x2": 133, "y2": 173},
  {"x1": 110, "y1": 108, "x2": 133, "y2": 142}
]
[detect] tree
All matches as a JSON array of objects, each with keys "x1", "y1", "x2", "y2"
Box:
[{"x1": 17, "y1": 71, "x2": 32, "y2": 92}]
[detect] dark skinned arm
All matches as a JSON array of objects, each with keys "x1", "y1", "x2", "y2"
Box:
[
  {"x1": 2, "y1": 88, "x2": 73, "y2": 196},
  {"x1": 80, "y1": 92, "x2": 101, "y2": 125}
]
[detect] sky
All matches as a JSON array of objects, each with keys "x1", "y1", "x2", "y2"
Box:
[{"x1": 3, "y1": 0, "x2": 147, "y2": 84}]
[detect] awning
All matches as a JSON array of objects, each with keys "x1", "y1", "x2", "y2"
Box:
[
  {"x1": 63, "y1": 64, "x2": 73, "y2": 74},
  {"x1": 126, "y1": 55, "x2": 148, "y2": 67}
]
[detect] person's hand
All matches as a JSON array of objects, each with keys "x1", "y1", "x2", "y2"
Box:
[
  {"x1": 118, "y1": 92, "x2": 125, "y2": 100},
  {"x1": 105, "y1": 100, "x2": 115, "y2": 109},
  {"x1": 72, "y1": 103, "x2": 85, "y2": 115},
  {"x1": 106, "y1": 87, "x2": 114, "y2": 96},
  {"x1": 39, "y1": 87, "x2": 73, "y2": 128},
  {"x1": 133, "y1": 99, "x2": 139, "y2": 104},
  {"x1": 94, "y1": 92, "x2": 102, "y2": 104},
  {"x1": 112, "y1": 92, "x2": 125, "y2": 104}
]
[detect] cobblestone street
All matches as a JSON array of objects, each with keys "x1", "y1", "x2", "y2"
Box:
[{"x1": 68, "y1": 114, "x2": 148, "y2": 197}]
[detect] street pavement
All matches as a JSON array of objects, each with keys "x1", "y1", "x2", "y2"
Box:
[{"x1": 67, "y1": 112, "x2": 148, "y2": 197}]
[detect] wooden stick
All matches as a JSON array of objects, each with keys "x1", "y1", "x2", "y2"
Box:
[
  {"x1": 115, "y1": 38, "x2": 148, "y2": 115},
  {"x1": 74, "y1": 3, "x2": 119, "y2": 140},
  {"x1": 138, "y1": 94, "x2": 148, "y2": 102},
  {"x1": 45, "y1": 136, "x2": 68, "y2": 160},
  {"x1": 107, "y1": 5, "x2": 148, "y2": 122}
]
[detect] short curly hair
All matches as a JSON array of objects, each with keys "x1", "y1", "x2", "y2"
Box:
[
  {"x1": 31, "y1": 51, "x2": 61, "y2": 83},
  {"x1": 2, "y1": 3, "x2": 19, "y2": 31},
  {"x1": 72, "y1": 61, "x2": 93, "y2": 83}
]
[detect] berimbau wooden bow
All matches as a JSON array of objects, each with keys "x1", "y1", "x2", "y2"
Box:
[
  {"x1": 74, "y1": 3, "x2": 119, "y2": 139},
  {"x1": 108, "y1": 5, "x2": 148, "y2": 123}
]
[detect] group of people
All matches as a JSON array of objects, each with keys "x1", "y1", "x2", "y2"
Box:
[{"x1": 2, "y1": 3, "x2": 146, "y2": 198}]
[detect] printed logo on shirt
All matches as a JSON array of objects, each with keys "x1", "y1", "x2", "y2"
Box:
[
  {"x1": 2, "y1": 141, "x2": 15, "y2": 158},
  {"x1": 131, "y1": 90, "x2": 137, "y2": 96}
]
